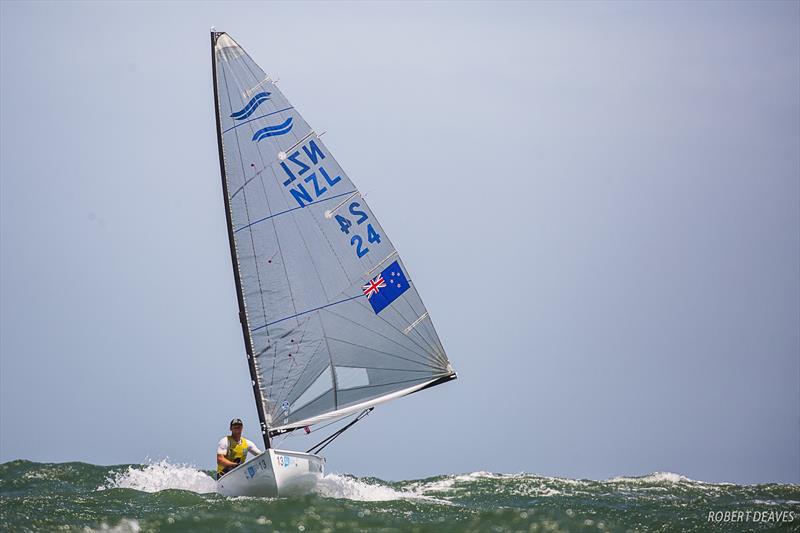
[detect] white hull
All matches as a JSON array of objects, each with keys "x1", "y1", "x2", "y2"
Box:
[{"x1": 216, "y1": 448, "x2": 325, "y2": 497}]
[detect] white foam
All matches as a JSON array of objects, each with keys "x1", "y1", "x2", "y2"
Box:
[
  {"x1": 607, "y1": 471, "x2": 731, "y2": 485},
  {"x1": 99, "y1": 460, "x2": 217, "y2": 494},
  {"x1": 315, "y1": 473, "x2": 445, "y2": 503},
  {"x1": 83, "y1": 518, "x2": 141, "y2": 532},
  {"x1": 411, "y1": 471, "x2": 501, "y2": 493},
  {"x1": 608, "y1": 471, "x2": 692, "y2": 484}
]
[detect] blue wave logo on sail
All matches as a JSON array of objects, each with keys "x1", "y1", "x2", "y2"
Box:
[
  {"x1": 230, "y1": 92, "x2": 271, "y2": 120},
  {"x1": 252, "y1": 116, "x2": 293, "y2": 142}
]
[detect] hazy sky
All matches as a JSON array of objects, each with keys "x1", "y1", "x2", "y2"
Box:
[{"x1": 1, "y1": 1, "x2": 798, "y2": 484}]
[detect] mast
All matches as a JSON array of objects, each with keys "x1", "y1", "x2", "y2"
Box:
[{"x1": 210, "y1": 30, "x2": 272, "y2": 450}]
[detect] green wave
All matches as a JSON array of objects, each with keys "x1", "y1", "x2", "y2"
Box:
[{"x1": 1, "y1": 461, "x2": 798, "y2": 532}]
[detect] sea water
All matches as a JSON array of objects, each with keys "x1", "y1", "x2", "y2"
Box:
[{"x1": 1, "y1": 460, "x2": 798, "y2": 532}]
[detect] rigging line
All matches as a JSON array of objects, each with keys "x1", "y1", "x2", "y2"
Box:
[
  {"x1": 275, "y1": 409, "x2": 361, "y2": 443},
  {"x1": 251, "y1": 294, "x2": 362, "y2": 332},
  {"x1": 222, "y1": 106, "x2": 294, "y2": 134},
  {"x1": 220, "y1": 60, "x2": 273, "y2": 348},
  {"x1": 306, "y1": 407, "x2": 373, "y2": 455},
  {"x1": 324, "y1": 336, "x2": 444, "y2": 372},
  {"x1": 305, "y1": 409, "x2": 359, "y2": 435},
  {"x1": 321, "y1": 307, "x2": 437, "y2": 364}
]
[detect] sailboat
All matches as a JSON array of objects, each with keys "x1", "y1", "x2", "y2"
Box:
[{"x1": 210, "y1": 30, "x2": 457, "y2": 497}]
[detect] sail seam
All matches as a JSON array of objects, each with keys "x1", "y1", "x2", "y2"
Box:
[
  {"x1": 251, "y1": 294, "x2": 362, "y2": 332},
  {"x1": 234, "y1": 190, "x2": 357, "y2": 234},
  {"x1": 222, "y1": 106, "x2": 294, "y2": 134},
  {"x1": 352, "y1": 292, "x2": 441, "y2": 359},
  {"x1": 319, "y1": 318, "x2": 339, "y2": 410},
  {"x1": 322, "y1": 307, "x2": 436, "y2": 363},
  {"x1": 324, "y1": 335, "x2": 443, "y2": 371},
  {"x1": 276, "y1": 332, "x2": 325, "y2": 419}
]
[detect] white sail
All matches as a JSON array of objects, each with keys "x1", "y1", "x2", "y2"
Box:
[{"x1": 211, "y1": 32, "x2": 455, "y2": 440}]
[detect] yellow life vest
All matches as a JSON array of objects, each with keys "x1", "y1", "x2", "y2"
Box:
[{"x1": 217, "y1": 436, "x2": 249, "y2": 476}]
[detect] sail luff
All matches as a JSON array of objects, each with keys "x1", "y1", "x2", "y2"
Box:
[{"x1": 211, "y1": 30, "x2": 272, "y2": 450}]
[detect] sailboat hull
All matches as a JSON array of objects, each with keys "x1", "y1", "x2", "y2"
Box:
[{"x1": 216, "y1": 449, "x2": 325, "y2": 497}]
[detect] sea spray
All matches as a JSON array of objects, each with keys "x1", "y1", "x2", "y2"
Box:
[{"x1": 99, "y1": 459, "x2": 216, "y2": 494}]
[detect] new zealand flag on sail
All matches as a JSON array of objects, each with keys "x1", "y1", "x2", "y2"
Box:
[{"x1": 362, "y1": 260, "x2": 410, "y2": 314}]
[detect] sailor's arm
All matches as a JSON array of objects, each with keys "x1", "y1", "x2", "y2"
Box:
[
  {"x1": 217, "y1": 454, "x2": 239, "y2": 469},
  {"x1": 248, "y1": 441, "x2": 263, "y2": 456},
  {"x1": 216, "y1": 438, "x2": 239, "y2": 469}
]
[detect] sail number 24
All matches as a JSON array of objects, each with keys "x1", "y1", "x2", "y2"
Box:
[
  {"x1": 334, "y1": 202, "x2": 381, "y2": 258},
  {"x1": 278, "y1": 137, "x2": 381, "y2": 258}
]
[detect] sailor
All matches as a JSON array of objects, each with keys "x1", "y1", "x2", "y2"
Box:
[{"x1": 216, "y1": 418, "x2": 262, "y2": 479}]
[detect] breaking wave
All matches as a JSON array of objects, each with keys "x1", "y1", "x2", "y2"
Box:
[{"x1": 99, "y1": 459, "x2": 217, "y2": 493}]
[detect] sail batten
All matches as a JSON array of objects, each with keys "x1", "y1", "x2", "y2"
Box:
[{"x1": 212, "y1": 31, "x2": 455, "y2": 435}]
